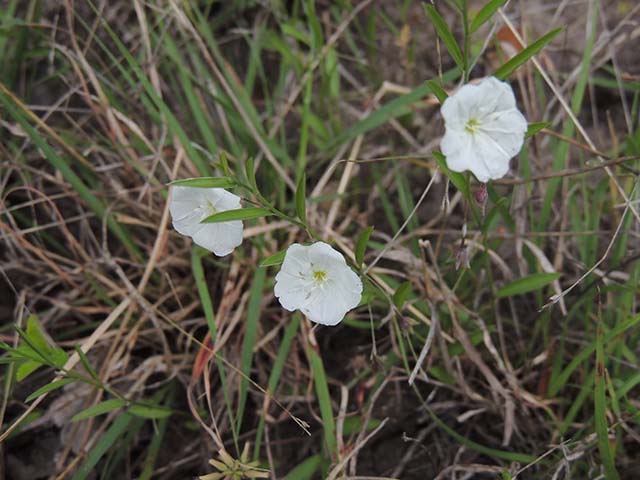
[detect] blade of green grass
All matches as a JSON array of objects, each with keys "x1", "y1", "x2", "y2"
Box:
[
  {"x1": 0, "y1": 87, "x2": 143, "y2": 261},
  {"x1": 423, "y1": 4, "x2": 464, "y2": 69},
  {"x1": 237, "y1": 267, "x2": 266, "y2": 432},
  {"x1": 308, "y1": 347, "x2": 337, "y2": 457},
  {"x1": 71, "y1": 399, "x2": 126, "y2": 422},
  {"x1": 191, "y1": 246, "x2": 239, "y2": 452},
  {"x1": 253, "y1": 314, "x2": 301, "y2": 460},
  {"x1": 595, "y1": 322, "x2": 620, "y2": 480},
  {"x1": 328, "y1": 68, "x2": 459, "y2": 149},
  {"x1": 538, "y1": 3, "x2": 597, "y2": 229},
  {"x1": 496, "y1": 272, "x2": 561, "y2": 298},
  {"x1": 549, "y1": 314, "x2": 640, "y2": 397},
  {"x1": 93, "y1": 8, "x2": 211, "y2": 176},
  {"x1": 283, "y1": 455, "x2": 321, "y2": 480},
  {"x1": 71, "y1": 413, "x2": 136, "y2": 480}
]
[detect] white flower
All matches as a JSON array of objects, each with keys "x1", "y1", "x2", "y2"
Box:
[
  {"x1": 274, "y1": 242, "x2": 363, "y2": 326},
  {"x1": 440, "y1": 76, "x2": 527, "y2": 182},
  {"x1": 169, "y1": 186, "x2": 243, "y2": 256}
]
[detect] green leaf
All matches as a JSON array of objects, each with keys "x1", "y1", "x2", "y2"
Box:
[
  {"x1": 168, "y1": 177, "x2": 236, "y2": 189},
  {"x1": 245, "y1": 157, "x2": 258, "y2": 192},
  {"x1": 14, "y1": 316, "x2": 69, "y2": 381},
  {"x1": 283, "y1": 455, "x2": 321, "y2": 480},
  {"x1": 24, "y1": 316, "x2": 50, "y2": 356},
  {"x1": 393, "y1": 281, "x2": 412, "y2": 309},
  {"x1": 295, "y1": 173, "x2": 307, "y2": 222},
  {"x1": 0, "y1": 90, "x2": 142, "y2": 261},
  {"x1": 496, "y1": 272, "x2": 561, "y2": 298},
  {"x1": 426, "y1": 79, "x2": 448, "y2": 104},
  {"x1": 128, "y1": 403, "x2": 173, "y2": 419},
  {"x1": 595, "y1": 323, "x2": 620, "y2": 480},
  {"x1": 328, "y1": 68, "x2": 459, "y2": 149},
  {"x1": 355, "y1": 226, "x2": 374, "y2": 269},
  {"x1": 26, "y1": 377, "x2": 75, "y2": 402},
  {"x1": 72, "y1": 398, "x2": 127, "y2": 422},
  {"x1": 75, "y1": 345, "x2": 100, "y2": 382},
  {"x1": 16, "y1": 361, "x2": 43, "y2": 382},
  {"x1": 423, "y1": 4, "x2": 464, "y2": 69},
  {"x1": 470, "y1": 0, "x2": 507, "y2": 34},
  {"x1": 260, "y1": 248, "x2": 288, "y2": 267},
  {"x1": 218, "y1": 151, "x2": 231, "y2": 177},
  {"x1": 71, "y1": 412, "x2": 135, "y2": 480},
  {"x1": 201, "y1": 207, "x2": 272, "y2": 223},
  {"x1": 494, "y1": 28, "x2": 563, "y2": 80},
  {"x1": 308, "y1": 348, "x2": 336, "y2": 455},
  {"x1": 525, "y1": 121, "x2": 550, "y2": 138},
  {"x1": 237, "y1": 267, "x2": 266, "y2": 431},
  {"x1": 434, "y1": 151, "x2": 470, "y2": 197},
  {"x1": 253, "y1": 315, "x2": 301, "y2": 460}
]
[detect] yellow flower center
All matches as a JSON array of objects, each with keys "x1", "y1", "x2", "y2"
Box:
[
  {"x1": 312, "y1": 270, "x2": 328, "y2": 283},
  {"x1": 465, "y1": 117, "x2": 480, "y2": 134}
]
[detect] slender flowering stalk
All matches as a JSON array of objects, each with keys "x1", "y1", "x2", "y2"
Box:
[
  {"x1": 440, "y1": 76, "x2": 527, "y2": 182},
  {"x1": 274, "y1": 242, "x2": 362, "y2": 326},
  {"x1": 169, "y1": 186, "x2": 243, "y2": 256}
]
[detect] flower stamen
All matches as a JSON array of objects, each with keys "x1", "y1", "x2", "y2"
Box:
[
  {"x1": 202, "y1": 200, "x2": 217, "y2": 216},
  {"x1": 312, "y1": 270, "x2": 328, "y2": 283},
  {"x1": 465, "y1": 117, "x2": 480, "y2": 134}
]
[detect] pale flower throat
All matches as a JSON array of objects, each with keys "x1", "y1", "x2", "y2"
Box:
[
  {"x1": 201, "y1": 199, "x2": 217, "y2": 217},
  {"x1": 465, "y1": 117, "x2": 480, "y2": 134},
  {"x1": 312, "y1": 269, "x2": 328, "y2": 283}
]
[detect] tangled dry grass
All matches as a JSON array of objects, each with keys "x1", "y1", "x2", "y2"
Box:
[{"x1": 1, "y1": 1, "x2": 640, "y2": 479}]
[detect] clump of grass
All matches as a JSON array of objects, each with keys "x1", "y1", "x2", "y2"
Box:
[{"x1": 1, "y1": 1, "x2": 640, "y2": 479}]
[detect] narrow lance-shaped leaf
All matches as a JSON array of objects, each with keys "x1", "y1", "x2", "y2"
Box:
[
  {"x1": 434, "y1": 151, "x2": 470, "y2": 198},
  {"x1": 245, "y1": 157, "x2": 258, "y2": 192},
  {"x1": 426, "y1": 79, "x2": 448, "y2": 104},
  {"x1": 260, "y1": 248, "x2": 287, "y2": 268},
  {"x1": 201, "y1": 207, "x2": 272, "y2": 223},
  {"x1": 496, "y1": 272, "x2": 561, "y2": 298},
  {"x1": 525, "y1": 122, "x2": 550, "y2": 138},
  {"x1": 470, "y1": 0, "x2": 507, "y2": 34},
  {"x1": 128, "y1": 403, "x2": 173, "y2": 419},
  {"x1": 355, "y1": 226, "x2": 374, "y2": 269},
  {"x1": 218, "y1": 150, "x2": 232, "y2": 176},
  {"x1": 75, "y1": 345, "x2": 100, "y2": 382},
  {"x1": 72, "y1": 398, "x2": 127, "y2": 422},
  {"x1": 393, "y1": 282, "x2": 412, "y2": 309},
  {"x1": 423, "y1": 4, "x2": 464, "y2": 69},
  {"x1": 169, "y1": 177, "x2": 236, "y2": 189},
  {"x1": 494, "y1": 28, "x2": 563, "y2": 80},
  {"x1": 25, "y1": 378, "x2": 75, "y2": 402}
]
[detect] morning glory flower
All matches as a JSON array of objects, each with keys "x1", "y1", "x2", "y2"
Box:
[
  {"x1": 440, "y1": 76, "x2": 527, "y2": 182},
  {"x1": 274, "y1": 242, "x2": 362, "y2": 326},
  {"x1": 169, "y1": 186, "x2": 243, "y2": 256}
]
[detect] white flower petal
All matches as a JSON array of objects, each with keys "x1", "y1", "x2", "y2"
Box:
[
  {"x1": 473, "y1": 132, "x2": 511, "y2": 181},
  {"x1": 476, "y1": 76, "x2": 517, "y2": 112},
  {"x1": 303, "y1": 295, "x2": 348, "y2": 326},
  {"x1": 274, "y1": 242, "x2": 362, "y2": 326},
  {"x1": 192, "y1": 221, "x2": 243, "y2": 257},
  {"x1": 169, "y1": 185, "x2": 244, "y2": 256},
  {"x1": 439, "y1": 76, "x2": 527, "y2": 182},
  {"x1": 480, "y1": 109, "x2": 527, "y2": 157},
  {"x1": 203, "y1": 188, "x2": 242, "y2": 211}
]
